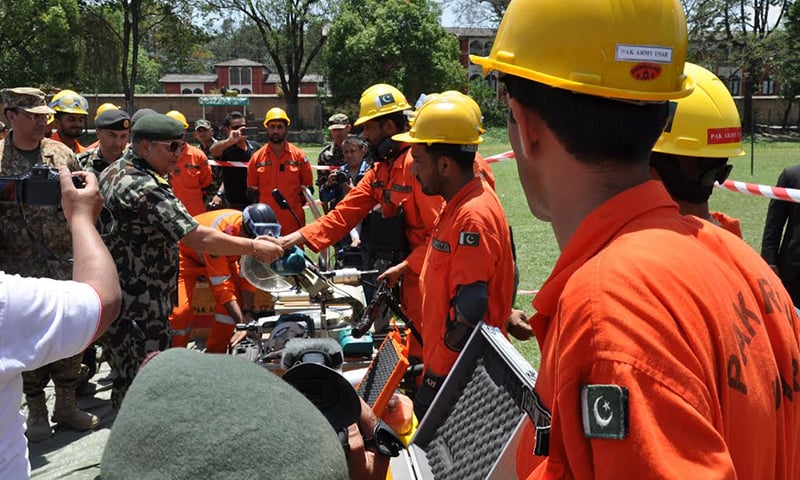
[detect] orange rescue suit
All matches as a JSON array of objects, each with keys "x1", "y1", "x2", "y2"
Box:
[
  {"x1": 51, "y1": 130, "x2": 86, "y2": 154},
  {"x1": 247, "y1": 142, "x2": 313, "y2": 234},
  {"x1": 419, "y1": 177, "x2": 513, "y2": 377},
  {"x1": 300, "y1": 146, "x2": 443, "y2": 357},
  {"x1": 516, "y1": 181, "x2": 800, "y2": 480},
  {"x1": 170, "y1": 209, "x2": 255, "y2": 354},
  {"x1": 473, "y1": 152, "x2": 496, "y2": 191},
  {"x1": 710, "y1": 210, "x2": 742, "y2": 237},
  {"x1": 171, "y1": 144, "x2": 212, "y2": 216}
]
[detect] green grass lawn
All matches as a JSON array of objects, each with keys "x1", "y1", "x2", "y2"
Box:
[{"x1": 301, "y1": 132, "x2": 800, "y2": 370}]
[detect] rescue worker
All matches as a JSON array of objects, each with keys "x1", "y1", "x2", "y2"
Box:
[
  {"x1": 278, "y1": 83, "x2": 443, "y2": 361},
  {"x1": 170, "y1": 204, "x2": 274, "y2": 353},
  {"x1": 650, "y1": 62, "x2": 745, "y2": 237},
  {"x1": 394, "y1": 95, "x2": 515, "y2": 418},
  {"x1": 194, "y1": 119, "x2": 224, "y2": 209},
  {"x1": 167, "y1": 110, "x2": 213, "y2": 216},
  {"x1": 317, "y1": 113, "x2": 350, "y2": 212},
  {"x1": 246, "y1": 107, "x2": 313, "y2": 234},
  {"x1": 209, "y1": 111, "x2": 260, "y2": 210},
  {"x1": 472, "y1": 0, "x2": 800, "y2": 478},
  {"x1": 49, "y1": 89, "x2": 89, "y2": 154},
  {"x1": 77, "y1": 108, "x2": 131, "y2": 177},
  {"x1": 0, "y1": 88, "x2": 97, "y2": 441},
  {"x1": 410, "y1": 92, "x2": 496, "y2": 191},
  {"x1": 441, "y1": 91, "x2": 497, "y2": 190},
  {"x1": 98, "y1": 113, "x2": 283, "y2": 409}
]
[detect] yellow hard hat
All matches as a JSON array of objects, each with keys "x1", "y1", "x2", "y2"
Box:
[
  {"x1": 95, "y1": 103, "x2": 120, "y2": 121},
  {"x1": 49, "y1": 89, "x2": 89, "y2": 115},
  {"x1": 653, "y1": 63, "x2": 745, "y2": 159},
  {"x1": 263, "y1": 107, "x2": 290, "y2": 127},
  {"x1": 393, "y1": 96, "x2": 483, "y2": 147},
  {"x1": 406, "y1": 93, "x2": 440, "y2": 128},
  {"x1": 470, "y1": 0, "x2": 693, "y2": 102},
  {"x1": 354, "y1": 84, "x2": 411, "y2": 126},
  {"x1": 166, "y1": 110, "x2": 189, "y2": 130},
  {"x1": 440, "y1": 91, "x2": 485, "y2": 133}
]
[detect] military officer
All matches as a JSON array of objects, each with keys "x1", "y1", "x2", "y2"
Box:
[
  {"x1": 77, "y1": 108, "x2": 131, "y2": 177},
  {"x1": 0, "y1": 87, "x2": 98, "y2": 442},
  {"x1": 98, "y1": 114, "x2": 283, "y2": 409}
]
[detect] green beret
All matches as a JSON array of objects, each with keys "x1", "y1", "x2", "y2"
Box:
[
  {"x1": 131, "y1": 113, "x2": 184, "y2": 140},
  {"x1": 101, "y1": 349, "x2": 349, "y2": 480},
  {"x1": 95, "y1": 109, "x2": 131, "y2": 131}
]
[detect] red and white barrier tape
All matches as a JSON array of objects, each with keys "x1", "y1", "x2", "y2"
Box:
[
  {"x1": 715, "y1": 179, "x2": 800, "y2": 204},
  {"x1": 484, "y1": 150, "x2": 516, "y2": 164},
  {"x1": 481, "y1": 150, "x2": 800, "y2": 205},
  {"x1": 209, "y1": 159, "x2": 339, "y2": 171}
]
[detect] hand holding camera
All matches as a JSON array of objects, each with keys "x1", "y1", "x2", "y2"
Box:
[{"x1": 58, "y1": 167, "x2": 103, "y2": 229}]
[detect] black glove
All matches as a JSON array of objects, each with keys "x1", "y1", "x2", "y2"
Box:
[{"x1": 413, "y1": 371, "x2": 445, "y2": 420}]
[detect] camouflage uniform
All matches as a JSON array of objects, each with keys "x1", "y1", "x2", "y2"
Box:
[
  {"x1": 98, "y1": 149, "x2": 199, "y2": 408},
  {"x1": 0, "y1": 132, "x2": 84, "y2": 395},
  {"x1": 316, "y1": 142, "x2": 344, "y2": 212},
  {"x1": 77, "y1": 146, "x2": 117, "y2": 178}
]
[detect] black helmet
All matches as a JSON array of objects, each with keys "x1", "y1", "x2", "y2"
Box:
[{"x1": 241, "y1": 203, "x2": 281, "y2": 238}]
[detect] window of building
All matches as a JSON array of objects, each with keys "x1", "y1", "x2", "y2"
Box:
[
  {"x1": 180, "y1": 83, "x2": 205, "y2": 95},
  {"x1": 762, "y1": 77, "x2": 775, "y2": 95},
  {"x1": 469, "y1": 39, "x2": 484, "y2": 57},
  {"x1": 727, "y1": 77, "x2": 740, "y2": 96},
  {"x1": 229, "y1": 67, "x2": 252, "y2": 90}
]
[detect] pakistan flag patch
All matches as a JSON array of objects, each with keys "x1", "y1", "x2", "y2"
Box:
[
  {"x1": 458, "y1": 231, "x2": 480, "y2": 246},
  {"x1": 581, "y1": 384, "x2": 628, "y2": 439}
]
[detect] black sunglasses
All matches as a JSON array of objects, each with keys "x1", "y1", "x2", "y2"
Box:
[{"x1": 150, "y1": 140, "x2": 186, "y2": 152}]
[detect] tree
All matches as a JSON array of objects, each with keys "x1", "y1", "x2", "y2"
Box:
[
  {"x1": 201, "y1": 0, "x2": 334, "y2": 123},
  {"x1": 438, "y1": 0, "x2": 508, "y2": 27},
  {"x1": 683, "y1": 0, "x2": 790, "y2": 134},
  {"x1": 770, "y1": 1, "x2": 800, "y2": 129},
  {"x1": 206, "y1": 19, "x2": 271, "y2": 69},
  {"x1": 0, "y1": 0, "x2": 82, "y2": 88},
  {"x1": 323, "y1": 0, "x2": 466, "y2": 112},
  {"x1": 82, "y1": 0, "x2": 199, "y2": 109}
]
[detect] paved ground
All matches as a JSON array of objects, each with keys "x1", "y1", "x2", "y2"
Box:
[{"x1": 27, "y1": 361, "x2": 116, "y2": 480}]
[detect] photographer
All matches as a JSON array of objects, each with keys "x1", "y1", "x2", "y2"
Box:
[
  {"x1": 208, "y1": 111, "x2": 261, "y2": 210},
  {"x1": 319, "y1": 136, "x2": 369, "y2": 258},
  {"x1": 0, "y1": 87, "x2": 101, "y2": 442},
  {"x1": 0, "y1": 167, "x2": 121, "y2": 479}
]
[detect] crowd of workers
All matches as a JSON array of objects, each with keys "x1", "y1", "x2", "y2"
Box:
[{"x1": 2, "y1": 0, "x2": 800, "y2": 478}]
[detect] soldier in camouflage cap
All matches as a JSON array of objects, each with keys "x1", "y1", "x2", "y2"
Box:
[
  {"x1": 0, "y1": 87, "x2": 99, "y2": 441},
  {"x1": 316, "y1": 113, "x2": 351, "y2": 212},
  {"x1": 98, "y1": 114, "x2": 283, "y2": 409},
  {"x1": 77, "y1": 109, "x2": 131, "y2": 177}
]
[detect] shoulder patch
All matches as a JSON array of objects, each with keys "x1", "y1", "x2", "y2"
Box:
[
  {"x1": 581, "y1": 384, "x2": 628, "y2": 440},
  {"x1": 432, "y1": 238, "x2": 451, "y2": 253},
  {"x1": 458, "y1": 231, "x2": 480, "y2": 247}
]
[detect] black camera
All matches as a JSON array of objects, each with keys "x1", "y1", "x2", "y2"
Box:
[
  {"x1": 0, "y1": 166, "x2": 84, "y2": 206},
  {"x1": 332, "y1": 170, "x2": 349, "y2": 184},
  {"x1": 240, "y1": 126, "x2": 259, "y2": 137}
]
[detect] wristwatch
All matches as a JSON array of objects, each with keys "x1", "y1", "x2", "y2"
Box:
[{"x1": 362, "y1": 419, "x2": 404, "y2": 457}]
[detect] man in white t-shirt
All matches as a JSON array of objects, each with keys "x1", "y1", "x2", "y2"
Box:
[{"x1": 0, "y1": 167, "x2": 121, "y2": 479}]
